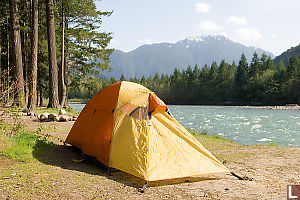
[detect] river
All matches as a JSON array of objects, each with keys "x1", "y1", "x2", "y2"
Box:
[{"x1": 71, "y1": 104, "x2": 300, "y2": 147}]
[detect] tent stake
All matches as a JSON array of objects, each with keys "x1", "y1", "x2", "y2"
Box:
[
  {"x1": 231, "y1": 171, "x2": 253, "y2": 181},
  {"x1": 72, "y1": 152, "x2": 85, "y2": 163},
  {"x1": 107, "y1": 168, "x2": 112, "y2": 176},
  {"x1": 231, "y1": 171, "x2": 244, "y2": 180},
  {"x1": 138, "y1": 180, "x2": 148, "y2": 193}
]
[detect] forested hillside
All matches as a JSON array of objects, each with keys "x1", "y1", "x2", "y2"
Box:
[
  {"x1": 69, "y1": 53, "x2": 300, "y2": 105},
  {"x1": 274, "y1": 44, "x2": 300, "y2": 65},
  {"x1": 0, "y1": 0, "x2": 113, "y2": 109}
]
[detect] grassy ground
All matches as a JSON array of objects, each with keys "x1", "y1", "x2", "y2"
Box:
[
  {"x1": 68, "y1": 98, "x2": 89, "y2": 103},
  {"x1": 1, "y1": 107, "x2": 300, "y2": 199},
  {"x1": 35, "y1": 107, "x2": 79, "y2": 115}
]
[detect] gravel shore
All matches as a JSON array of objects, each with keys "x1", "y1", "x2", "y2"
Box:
[{"x1": 235, "y1": 105, "x2": 300, "y2": 110}]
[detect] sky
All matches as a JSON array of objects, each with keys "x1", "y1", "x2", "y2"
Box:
[{"x1": 96, "y1": 0, "x2": 300, "y2": 56}]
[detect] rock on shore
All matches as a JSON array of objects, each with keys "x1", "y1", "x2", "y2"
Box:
[{"x1": 36, "y1": 109, "x2": 78, "y2": 122}]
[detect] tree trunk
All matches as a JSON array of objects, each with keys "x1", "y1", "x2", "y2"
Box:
[
  {"x1": 63, "y1": 16, "x2": 70, "y2": 108},
  {"x1": 0, "y1": 36, "x2": 2, "y2": 95},
  {"x1": 22, "y1": 22, "x2": 28, "y2": 105},
  {"x1": 6, "y1": 17, "x2": 10, "y2": 104},
  {"x1": 37, "y1": 61, "x2": 43, "y2": 106},
  {"x1": 46, "y1": 0, "x2": 59, "y2": 108},
  {"x1": 27, "y1": 0, "x2": 38, "y2": 111},
  {"x1": 9, "y1": 0, "x2": 25, "y2": 107},
  {"x1": 58, "y1": 0, "x2": 67, "y2": 108},
  {"x1": 20, "y1": 0, "x2": 30, "y2": 105},
  {"x1": 64, "y1": 46, "x2": 70, "y2": 108}
]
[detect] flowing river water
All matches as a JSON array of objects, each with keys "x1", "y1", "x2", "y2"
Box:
[{"x1": 71, "y1": 104, "x2": 300, "y2": 147}]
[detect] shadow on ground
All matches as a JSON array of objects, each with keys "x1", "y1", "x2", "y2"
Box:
[{"x1": 32, "y1": 140, "x2": 221, "y2": 189}]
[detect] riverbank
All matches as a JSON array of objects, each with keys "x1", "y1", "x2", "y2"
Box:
[
  {"x1": 69, "y1": 102, "x2": 300, "y2": 113},
  {"x1": 68, "y1": 100, "x2": 300, "y2": 111},
  {"x1": 235, "y1": 104, "x2": 300, "y2": 110},
  {"x1": 1, "y1": 109, "x2": 299, "y2": 199}
]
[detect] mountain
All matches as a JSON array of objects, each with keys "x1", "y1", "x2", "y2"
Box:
[
  {"x1": 104, "y1": 35, "x2": 274, "y2": 78},
  {"x1": 274, "y1": 43, "x2": 300, "y2": 65}
]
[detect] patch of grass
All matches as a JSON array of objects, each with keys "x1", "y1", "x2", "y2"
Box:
[
  {"x1": 0, "y1": 119, "x2": 25, "y2": 137},
  {"x1": 68, "y1": 98, "x2": 89, "y2": 103},
  {"x1": 36, "y1": 106, "x2": 78, "y2": 115},
  {"x1": 0, "y1": 119, "x2": 9, "y2": 134},
  {"x1": 65, "y1": 107, "x2": 79, "y2": 114},
  {"x1": 265, "y1": 141, "x2": 279, "y2": 147},
  {"x1": 188, "y1": 129, "x2": 235, "y2": 144},
  {"x1": 1, "y1": 132, "x2": 54, "y2": 162},
  {"x1": 36, "y1": 107, "x2": 59, "y2": 114},
  {"x1": 6, "y1": 106, "x2": 23, "y2": 113},
  {"x1": 199, "y1": 133, "x2": 232, "y2": 142}
]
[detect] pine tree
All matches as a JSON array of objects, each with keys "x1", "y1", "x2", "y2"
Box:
[
  {"x1": 249, "y1": 52, "x2": 259, "y2": 77},
  {"x1": 66, "y1": 0, "x2": 113, "y2": 76},
  {"x1": 218, "y1": 60, "x2": 229, "y2": 101},
  {"x1": 208, "y1": 61, "x2": 219, "y2": 103},
  {"x1": 27, "y1": 0, "x2": 39, "y2": 111},
  {"x1": 58, "y1": 0, "x2": 67, "y2": 108},
  {"x1": 235, "y1": 53, "x2": 249, "y2": 101},
  {"x1": 9, "y1": 0, "x2": 25, "y2": 107},
  {"x1": 120, "y1": 73, "x2": 126, "y2": 81},
  {"x1": 46, "y1": 0, "x2": 59, "y2": 108}
]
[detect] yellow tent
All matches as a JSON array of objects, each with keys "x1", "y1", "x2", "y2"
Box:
[{"x1": 66, "y1": 81, "x2": 229, "y2": 182}]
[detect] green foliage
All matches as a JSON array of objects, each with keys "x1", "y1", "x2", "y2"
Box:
[
  {"x1": 35, "y1": 106, "x2": 77, "y2": 114},
  {"x1": 0, "y1": 119, "x2": 8, "y2": 135},
  {"x1": 67, "y1": 98, "x2": 89, "y2": 103},
  {"x1": 6, "y1": 96, "x2": 25, "y2": 136},
  {"x1": 188, "y1": 129, "x2": 233, "y2": 142},
  {"x1": 69, "y1": 52, "x2": 300, "y2": 105},
  {"x1": 36, "y1": 107, "x2": 59, "y2": 114},
  {"x1": 66, "y1": 0, "x2": 113, "y2": 77},
  {"x1": 0, "y1": 116, "x2": 25, "y2": 138},
  {"x1": 68, "y1": 75, "x2": 105, "y2": 99},
  {"x1": 274, "y1": 44, "x2": 300, "y2": 65},
  {"x1": 265, "y1": 142, "x2": 279, "y2": 147},
  {"x1": 0, "y1": 0, "x2": 113, "y2": 106},
  {"x1": 1, "y1": 132, "x2": 54, "y2": 162}
]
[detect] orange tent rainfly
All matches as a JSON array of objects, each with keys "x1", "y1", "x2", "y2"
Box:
[{"x1": 66, "y1": 81, "x2": 229, "y2": 182}]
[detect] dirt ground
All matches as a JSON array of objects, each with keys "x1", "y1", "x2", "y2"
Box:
[{"x1": 1, "y1": 113, "x2": 300, "y2": 200}]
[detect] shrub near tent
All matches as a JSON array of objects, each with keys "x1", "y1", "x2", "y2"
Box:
[{"x1": 65, "y1": 81, "x2": 229, "y2": 181}]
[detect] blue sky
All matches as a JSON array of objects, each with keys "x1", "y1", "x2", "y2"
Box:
[{"x1": 97, "y1": 0, "x2": 300, "y2": 56}]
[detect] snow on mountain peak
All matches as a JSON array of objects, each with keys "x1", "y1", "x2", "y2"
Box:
[
  {"x1": 180, "y1": 34, "x2": 228, "y2": 44},
  {"x1": 186, "y1": 36, "x2": 205, "y2": 42}
]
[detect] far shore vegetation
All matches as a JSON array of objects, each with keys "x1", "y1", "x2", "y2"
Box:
[{"x1": 68, "y1": 53, "x2": 300, "y2": 106}]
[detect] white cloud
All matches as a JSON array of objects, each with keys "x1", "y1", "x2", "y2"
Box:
[
  {"x1": 270, "y1": 33, "x2": 278, "y2": 39},
  {"x1": 137, "y1": 38, "x2": 152, "y2": 45},
  {"x1": 110, "y1": 39, "x2": 117, "y2": 44},
  {"x1": 227, "y1": 16, "x2": 247, "y2": 26},
  {"x1": 199, "y1": 21, "x2": 222, "y2": 32},
  {"x1": 195, "y1": 3, "x2": 211, "y2": 13},
  {"x1": 235, "y1": 27, "x2": 262, "y2": 41}
]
